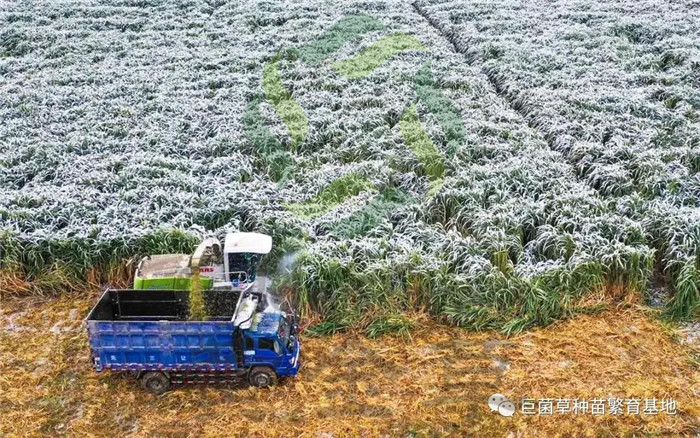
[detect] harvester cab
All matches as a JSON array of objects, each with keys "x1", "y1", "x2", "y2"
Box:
[{"x1": 223, "y1": 232, "x2": 272, "y2": 285}]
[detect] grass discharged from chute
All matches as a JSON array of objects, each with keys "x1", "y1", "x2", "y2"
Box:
[{"x1": 188, "y1": 272, "x2": 207, "y2": 321}]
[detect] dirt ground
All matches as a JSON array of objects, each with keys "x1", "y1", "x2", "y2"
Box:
[{"x1": 1, "y1": 293, "x2": 698, "y2": 437}]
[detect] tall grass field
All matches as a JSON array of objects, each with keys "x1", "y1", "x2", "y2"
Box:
[{"x1": 1, "y1": 0, "x2": 698, "y2": 334}]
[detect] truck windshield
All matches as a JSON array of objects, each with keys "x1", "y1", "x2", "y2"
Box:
[{"x1": 279, "y1": 317, "x2": 292, "y2": 350}]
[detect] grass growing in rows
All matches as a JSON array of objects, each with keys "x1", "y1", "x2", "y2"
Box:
[
  {"x1": 332, "y1": 33, "x2": 426, "y2": 79},
  {"x1": 0, "y1": 229, "x2": 199, "y2": 294},
  {"x1": 414, "y1": 0, "x2": 700, "y2": 320},
  {"x1": 1, "y1": 0, "x2": 698, "y2": 333}
]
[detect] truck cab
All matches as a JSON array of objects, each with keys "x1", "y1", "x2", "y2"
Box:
[{"x1": 240, "y1": 312, "x2": 300, "y2": 385}]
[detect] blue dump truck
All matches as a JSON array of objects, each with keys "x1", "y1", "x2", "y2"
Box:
[{"x1": 85, "y1": 289, "x2": 300, "y2": 394}]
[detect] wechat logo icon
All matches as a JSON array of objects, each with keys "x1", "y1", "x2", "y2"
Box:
[{"x1": 489, "y1": 394, "x2": 515, "y2": 417}]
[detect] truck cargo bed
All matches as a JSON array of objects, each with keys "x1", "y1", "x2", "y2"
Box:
[
  {"x1": 87, "y1": 289, "x2": 241, "y2": 321},
  {"x1": 86, "y1": 290, "x2": 244, "y2": 372}
]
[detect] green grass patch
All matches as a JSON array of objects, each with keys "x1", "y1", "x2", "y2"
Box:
[
  {"x1": 283, "y1": 173, "x2": 376, "y2": 219},
  {"x1": 332, "y1": 34, "x2": 427, "y2": 79}
]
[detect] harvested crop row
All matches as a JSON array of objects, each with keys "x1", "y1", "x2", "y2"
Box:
[{"x1": 2, "y1": 295, "x2": 698, "y2": 437}]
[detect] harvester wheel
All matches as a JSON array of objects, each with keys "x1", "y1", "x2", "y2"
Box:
[
  {"x1": 140, "y1": 371, "x2": 171, "y2": 395},
  {"x1": 249, "y1": 366, "x2": 277, "y2": 388}
]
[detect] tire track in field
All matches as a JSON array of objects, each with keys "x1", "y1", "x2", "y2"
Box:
[{"x1": 410, "y1": 1, "x2": 575, "y2": 175}]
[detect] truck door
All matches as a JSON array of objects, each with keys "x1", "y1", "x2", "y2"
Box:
[{"x1": 253, "y1": 337, "x2": 284, "y2": 368}]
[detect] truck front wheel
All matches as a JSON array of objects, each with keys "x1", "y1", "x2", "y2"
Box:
[
  {"x1": 140, "y1": 371, "x2": 171, "y2": 395},
  {"x1": 249, "y1": 366, "x2": 277, "y2": 388}
]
